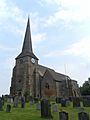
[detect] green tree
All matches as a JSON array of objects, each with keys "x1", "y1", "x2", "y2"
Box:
[{"x1": 80, "y1": 78, "x2": 90, "y2": 95}]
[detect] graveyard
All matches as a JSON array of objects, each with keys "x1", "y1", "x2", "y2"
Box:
[{"x1": 0, "y1": 97, "x2": 90, "y2": 120}]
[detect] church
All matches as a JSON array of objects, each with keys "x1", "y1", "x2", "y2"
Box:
[{"x1": 10, "y1": 18, "x2": 80, "y2": 99}]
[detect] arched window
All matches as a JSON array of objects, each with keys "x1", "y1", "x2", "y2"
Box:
[{"x1": 45, "y1": 83, "x2": 49, "y2": 89}]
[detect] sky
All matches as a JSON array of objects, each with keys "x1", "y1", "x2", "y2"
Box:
[{"x1": 0, "y1": 0, "x2": 90, "y2": 95}]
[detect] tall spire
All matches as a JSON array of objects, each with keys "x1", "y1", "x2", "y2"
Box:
[
  {"x1": 16, "y1": 17, "x2": 38, "y2": 60},
  {"x1": 22, "y1": 17, "x2": 33, "y2": 53}
]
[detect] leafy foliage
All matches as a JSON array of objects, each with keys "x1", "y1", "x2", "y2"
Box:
[{"x1": 80, "y1": 78, "x2": 90, "y2": 95}]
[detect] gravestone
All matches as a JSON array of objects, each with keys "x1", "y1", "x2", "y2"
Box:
[
  {"x1": 61, "y1": 98, "x2": 66, "y2": 107},
  {"x1": 13, "y1": 95, "x2": 19, "y2": 107},
  {"x1": 66, "y1": 100, "x2": 70, "y2": 106},
  {"x1": 6, "y1": 104, "x2": 11, "y2": 112},
  {"x1": 73, "y1": 97, "x2": 80, "y2": 107},
  {"x1": 0, "y1": 98, "x2": 3, "y2": 111},
  {"x1": 30, "y1": 96, "x2": 34, "y2": 105},
  {"x1": 21, "y1": 96, "x2": 25, "y2": 108},
  {"x1": 1, "y1": 95, "x2": 4, "y2": 105},
  {"x1": 59, "y1": 111, "x2": 68, "y2": 120},
  {"x1": 83, "y1": 97, "x2": 90, "y2": 107},
  {"x1": 78, "y1": 112, "x2": 89, "y2": 120},
  {"x1": 52, "y1": 104, "x2": 58, "y2": 112},
  {"x1": 41, "y1": 99, "x2": 52, "y2": 118},
  {"x1": 36, "y1": 102, "x2": 41, "y2": 110}
]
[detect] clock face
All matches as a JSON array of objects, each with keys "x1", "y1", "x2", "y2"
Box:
[{"x1": 31, "y1": 58, "x2": 35, "y2": 63}]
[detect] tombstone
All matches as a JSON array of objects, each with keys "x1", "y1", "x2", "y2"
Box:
[
  {"x1": 21, "y1": 96, "x2": 25, "y2": 108},
  {"x1": 29, "y1": 96, "x2": 34, "y2": 105},
  {"x1": 36, "y1": 102, "x2": 41, "y2": 110},
  {"x1": 6, "y1": 104, "x2": 11, "y2": 112},
  {"x1": 0, "y1": 98, "x2": 3, "y2": 111},
  {"x1": 41, "y1": 99, "x2": 52, "y2": 118},
  {"x1": 1, "y1": 95, "x2": 4, "y2": 105},
  {"x1": 59, "y1": 111, "x2": 68, "y2": 120},
  {"x1": 73, "y1": 97, "x2": 80, "y2": 107},
  {"x1": 10, "y1": 97, "x2": 13, "y2": 103},
  {"x1": 61, "y1": 98, "x2": 66, "y2": 107},
  {"x1": 52, "y1": 104, "x2": 58, "y2": 112},
  {"x1": 66, "y1": 100, "x2": 70, "y2": 107},
  {"x1": 78, "y1": 112, "x2": 89, "y2": 120},
  {"x1": 30, "y1": 98, "x2": 34, "y2": 105},
  {"x1": 83, "y1": 97, "x2": 90, "y2": 107},
  {"x1": 13, "y1": 95, "x2": 19, "y2": 107}
]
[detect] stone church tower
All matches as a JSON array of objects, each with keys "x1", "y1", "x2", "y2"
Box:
[
  {"x1": 10, "y1": 18, "x2": 39, "y2": 96},
  {"x1": 10, "y1": 18, "x2": 80, "y2": 98}
]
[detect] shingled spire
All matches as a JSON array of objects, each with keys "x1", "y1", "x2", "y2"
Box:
[
  {"x1": 16, "y1": 18, "x2": 38, "y2": 60},
  {"x1": 22, "y1": 18, "x2": 33, "y2": 53}
]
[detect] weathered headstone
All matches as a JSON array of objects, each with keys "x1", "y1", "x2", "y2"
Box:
[
  {"x1": 1, "y1": 95, "x2": 4, "y2": 105},
  {"x1": 59, "y1": 111, "x2": 68, "y2": 120},
  {"x1": 36, "y1": 102, "x2": 41, "y2": 110},
  {"x1": 73, "y1": 97, "x2": 80, "y2": 107},
  {"x1": 61, "y1": 98, "x2": 66, "y2": 107},
  {"x1": 52, "y1": 104, "x2": 58, "y2": 112},
  {"x1": 0, "y1": 98, "x2": 3, "y2": 111},
  {"x1": 6, "y1": 104, "x2": 11, "y2": 112},
  {"x1": 41, "y1": 99, "x2": 52, "y2": 118},
  {"x1": 66, "y1": 100, "x2": 70, "y2": 106},
  {"x1": 29, "y1": 96, "x2": 34, "y2": 105},
  {"x1": 78, "y1": 112, "x2": 89, "y2": 120},
  {"x1": 13, "y1": 95, "x2": 19, "y2": 107},
  {"x1": 21, "y1": 96, "x2": 25, "y2": 108},
  {"x1": 83, "y1": 96, "x2": 90, "y2": 107}
]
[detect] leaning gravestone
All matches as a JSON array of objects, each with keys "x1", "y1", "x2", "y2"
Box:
[
  {"x1": 6, "y1": 104, "x2": 11, "y2": 112},
  {"x1": 41, "y1": 99, "x2": 52, "y2": 118},
  {"x1": 78, "y1": 112, "x2": 89, "y2": 120},
  {"x1": 83, "y1": 96, "x2": 90, "y2": 107},
  {"x1": 73, "y1": 97, "x2": 80, "y2": 107},
  {"x1": 59, "y1": 111, "x2": 68, "y2": 120}
]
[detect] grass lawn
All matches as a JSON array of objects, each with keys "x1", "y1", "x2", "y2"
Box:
[{"x1": 0, "y1": 102, "x2": 90, "y2": 120}]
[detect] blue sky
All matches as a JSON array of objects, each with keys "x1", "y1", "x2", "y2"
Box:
[{"x1": 0, "y1": 0, "x2": 90, "y2": 95}]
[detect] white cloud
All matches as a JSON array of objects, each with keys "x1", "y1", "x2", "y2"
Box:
[
  {"x1": 65, "y1": 37, "x2": 90, "y2": 58},
  {"x1": 0, "y1": 0, "x2": 26, "y2": 35},
  {"x1": 44, "y1": 37, "x2": 90, "y2": 60},
  {"x1": 0, "y1": 0, "x2": 25, "y2": 22},
  {"x1": 41, "y1": 0, "x2": 90, "y2": 26}
]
